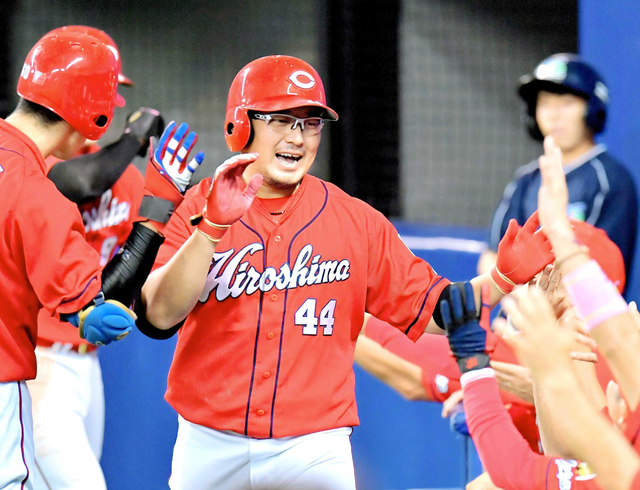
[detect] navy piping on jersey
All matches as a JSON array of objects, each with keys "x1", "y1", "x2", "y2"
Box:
[
  {"x1": 404, "y1": 276, "x2": 445, "y2": 336},
  {"x1": 269, "y1": 181, "x2": 329, "y2": 437},
  {"x1": 239, "y1": 220, "x2": 266, "y2": 436},
  {"x1": 545, "y1": 457, "x2": 553, "y2": 489},
  {"x1": 60, "y1": 275, "x2": 98, "y2": 304},
  {"x1": 586, "y1": 157, "x2": 609, "y2": 225},
  {"x1": 0, "y1": 146, "x2": 28, "y2": 159}
]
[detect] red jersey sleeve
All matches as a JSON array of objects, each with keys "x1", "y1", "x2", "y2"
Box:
[
  {"x1": 364, "y1": 211, "x2": 449, "y2": 341},
  {"x1": 13, "y1": 172, "x2": 102, "y2": 315},
  {"x1": 631, "y1": 468, "x2": 640, "y2": 489},
  {"x1": 153, "y1": 179, "x2": 208, "y2": 271},
  {"x1": 463, "y1": 369, "x2": 602, "y2": 490}
]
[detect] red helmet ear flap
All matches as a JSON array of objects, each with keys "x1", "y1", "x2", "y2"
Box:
[{"x1": 224, "y1": 107, "x2": 251, "y2": 152}]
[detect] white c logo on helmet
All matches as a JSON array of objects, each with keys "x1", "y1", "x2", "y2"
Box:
[{"x1": 289, "y1": 70, "x2": 315, "y2": 90}]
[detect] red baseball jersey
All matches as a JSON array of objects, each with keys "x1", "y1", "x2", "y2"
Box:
[
  {"x1": 0, "y1": 120, "x2": 102, "y2": 382},
  {"x1": 155, "y1": 174, "x2": 450, "y2": 439},
  {"x1": 38, "y1": 149, "x2": 144, "y2": 348},
  {"x1": 464, "y1": 372, "x2": 602, "y2": 489}
]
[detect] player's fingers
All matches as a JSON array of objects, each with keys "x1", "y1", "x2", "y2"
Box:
[
  {"x1": 463, "y1": 282, "x2": 476, "y2": 319},
  {"x1": 440, "y1": 299, "x2": 452, "y2": 330},
  {"x1": 185, "y1": 152, "x2": 205, "y2": 174},
  {"x1": 450, "y1": 286, "x2": 464, "y2": 325},
  {"x1": 537, "y1": 264, "x2": 552, "y2": 291},
  {"x1": 175, "y1": 131, "x2": 198, "y2": 171},
  {"x1": 573, "y1": 331, "x2": 597, "y2": 350},
  {"x1": 548, "y1": 265, "x2": 562, "y2": 291},
  {"x1": 502, "y1": 219, "x2": 519, "y2": 245},
  {"x1": 164, "y1": 122, "x2": 189, "y2": 166},
  {"x1": 243, "y1": 174, "x2": 264, "y2": 200},
  {"x1": 156, "y1": 121, "x2": 176, "y2": 162},
  {"x1": 522, "y1": 210, "x2": 540, "y2": 234},
  {"x1": 214, "y1": 153, "x2": 259, "y2": 180},
  {"x1": 500, "y1": 296, "x2": 529, "y2": 333},
  {"x1": 570, "y1": 351, "x2": 598, "y2": 363},
  {"x1": 492, "y1": 318, "x2": 521, "y2": 354}
]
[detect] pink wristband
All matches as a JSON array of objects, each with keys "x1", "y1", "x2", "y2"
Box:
[{"x1": 563, "y1": 260, "x2": 628, "y2": 333}]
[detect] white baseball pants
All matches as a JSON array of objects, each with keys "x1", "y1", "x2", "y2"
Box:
[
  {"x1": 0, "y1": 381, "x2": 34, "y2": 490},
  {"x1": 27, "y1": 345, "x2": 105, "y2": 490},
  {"x1": 169, "y1": 416, "x2": 357, "y2": 489}
]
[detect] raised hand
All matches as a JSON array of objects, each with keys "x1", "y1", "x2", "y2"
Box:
[
  {"x1": 495, "y1": 287, "x2": 574, "y2": 375},
  {"x1": 139, "y1": 121, "x2": 205, "y2": 231},
  {"x1": 537, "y1": 136, "x2": 572, "y2": 238},
  {"x1": 190, "y1": 153, "x2": 263, "y2": 242},
  {"x1": 441, "y1": 282, "x2": 495, "y2": 374},
  {"x1": 491, "y1": 211, "x2": 554, "y2": 294},
  {"x1": 151, "y1": 121, "x2": 204, "y2": 193},
  {"x1": 123, "y1": 107, "x2": 165, "y2": 157}
]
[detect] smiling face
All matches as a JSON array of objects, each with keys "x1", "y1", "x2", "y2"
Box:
[{"x1": 241, "y1": 106, "x2": 323, "y2": 198}]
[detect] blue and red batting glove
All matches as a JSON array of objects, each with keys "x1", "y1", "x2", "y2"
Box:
[{"x1": 441, "y1": 282, "x2": 495, "y2": 374}]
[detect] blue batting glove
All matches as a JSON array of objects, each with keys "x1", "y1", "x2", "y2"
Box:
[{"x1": 441, "y1": 282, "x2": 492, "y2": 374}]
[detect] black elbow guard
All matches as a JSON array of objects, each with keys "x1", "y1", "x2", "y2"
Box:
[
  {"x1": 132, "y1": 291, "x2": 184, "y2": 340},
  {"x1": 101, "y1": 222, "x2": 165, "y2": 306}
]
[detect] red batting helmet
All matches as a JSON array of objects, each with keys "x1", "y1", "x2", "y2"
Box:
[
  {"x1": 224, "y1": 55, "x2": 338, "y2": 152},
  {"x1": 17, "y1": 30, "x2": 119, "y2": 140},
  {"x1": 45, "y1": 25, "x2": 132, "y2": 106},
  {"x1": 572, "y1": 220, "x2": 625, "y2": 292}
]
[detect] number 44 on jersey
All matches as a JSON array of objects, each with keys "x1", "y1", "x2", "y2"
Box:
[{"x1": 295, "y1": 299, "x2": 336, "y2": 336}]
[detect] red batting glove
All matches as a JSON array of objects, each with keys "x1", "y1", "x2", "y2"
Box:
[
  {"x1": 491, "y1": 211, "x2": 554, "y2": 294},
  {"x1": 190, "y1": 153, "x2": 263, "y2": 242}
]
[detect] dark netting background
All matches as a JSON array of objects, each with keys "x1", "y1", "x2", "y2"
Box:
[
  {"x1": 8, "y1": 0, "x2": 331, "y2": 182},
  {"x1": 6, "y1": 0, "x2": 576, "y2": 227},
  {"x1": 400, "y1": 0, "x2": 577, "y2": 226}
]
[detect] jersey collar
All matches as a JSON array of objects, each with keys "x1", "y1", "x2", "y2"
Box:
[
  {"x1": 0, "y1": 118, "x2": 48, "y2": 175},
  {"x1": 563, "y1": 144, "x2": 607, "y2": 174}
]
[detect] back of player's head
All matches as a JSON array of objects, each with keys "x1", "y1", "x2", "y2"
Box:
[
  {"x1": 518, "y1": 54, "x2": 608, "y2": 141},
  {"x1": 571, "y1": 220, "x2": 625, "y2": 292},
  {"x1": 224, "y1": 55, "x2": 338, "y2": 152},
  {"x1": 49, "y1": 25, "x2": 133, "y2": 89},
  {"x1": 17, "y1": 30, "x2": 119, "y2": 140}
]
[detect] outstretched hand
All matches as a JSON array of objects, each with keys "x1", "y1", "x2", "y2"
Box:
[
  {"x1": 191, "y1": 153, "x2": 263, "y2": 242},
  {"x1": 537, "y1": 136, "x2": 573, "y2": 239},
  {"x1": 140, "y1": 121, "x2": 205, "y2": 231},
  {"x1": 442, "y1": 282, "x2": 495, "y2": 374},
  {"x1": 151, "y1": 121, "x2": 204, "y2": 193},
  {"x1": 495, "y1": 287, "x2": 574, "y2": 375},
  {"x1": 491, "y1": 211, "x2": 554, "y2": 293}
]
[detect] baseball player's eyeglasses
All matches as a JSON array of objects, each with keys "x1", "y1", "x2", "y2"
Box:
[{"x1": 251, "y1": 113, "x2": 325, "y2": 136}]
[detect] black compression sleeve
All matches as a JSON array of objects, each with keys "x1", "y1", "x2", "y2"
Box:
[
  {"x1": 47, "y1": 134, "x2": 142, "y2": 203},
  {"x1": 101, "y1": 222, "x2": 165, "y2": 306}
]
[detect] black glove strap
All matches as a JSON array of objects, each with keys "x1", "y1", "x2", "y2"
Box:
[
  {"x1": 456, "y1": 354, "x2": 491, "y2": 374},
  {"x1": 139, "y1": 195, "x2": 175, "y2": 224}
]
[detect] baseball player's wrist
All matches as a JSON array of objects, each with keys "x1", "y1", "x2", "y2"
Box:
[
  {"x1": 490, "y1": 266, "x2": 516, "y2": 294},
  {"x1": 456, "y1": 353, "x2": 491, "y2": 374}
]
